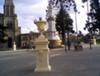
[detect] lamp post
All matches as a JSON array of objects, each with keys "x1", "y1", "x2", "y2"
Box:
[
  {"x1": 75, "y1": 11, "x2": 78, "y2": 37},
  {"x1": 74, "y1": 4, "x2": 79, "y2": 46},
  {"x1": 13, "y1": 23, "x2": 16, "y2": 51}
]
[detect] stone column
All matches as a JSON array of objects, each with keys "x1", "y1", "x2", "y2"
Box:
[
  {"x1": 93, "y1": 36, "x2": 96, "y2": 45},
  {"x1": 34, "y1": 18, "x2": 51, "y2": 72},
  {"x1": 47, "y1": 17, "x2": 61, "y2": 48}
]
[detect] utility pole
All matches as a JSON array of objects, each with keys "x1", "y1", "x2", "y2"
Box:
[{"x1": 74, "y1": 4, "x2": 78, "y2": 46}]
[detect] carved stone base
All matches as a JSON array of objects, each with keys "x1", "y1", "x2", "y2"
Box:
[
  {"x1": 34, "y1": 34, "x2": 51, "y2": 72},
  {"x1": 35, "y1": 64, "x2": 51, "y2": 72}
]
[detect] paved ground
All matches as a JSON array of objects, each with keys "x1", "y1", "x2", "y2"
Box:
[{"x1": 0, "y1": 45, "x2": 100, "y2": 76}]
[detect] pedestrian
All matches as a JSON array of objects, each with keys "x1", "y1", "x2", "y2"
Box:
[
  {"x1": 67, "y1": 40, "x2": 71, "y2": 51},
  {"x1": 89, "y1": 39, "x2": 92, "y2": 49}
]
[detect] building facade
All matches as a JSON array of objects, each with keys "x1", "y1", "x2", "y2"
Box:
[
  {"x1": 0, "y1": 0, "x2": 21, "y2": 49},
  {"x1": 21, "y1": 32, "x2": 39, "y2": 49}
]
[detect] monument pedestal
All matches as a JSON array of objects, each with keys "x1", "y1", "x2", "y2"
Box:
[
  {"x1": 93, "y1": 36, "x2": 96, "y2": 45},
  {"x1": 13, "y1": 42, "x2": 16, "y2": 51},
  {"x1": 49, "y1": 40, "x2": 61, "y2": 48},
  {"x1": 46, "y1": 31, "x2": 62, "y2": 48},
  {"x1": 34, "y1": 34, "x2": 51, "y2": 72},
  {"x1": 34, "y1": 18, "x2": 51, "y2": 72}
]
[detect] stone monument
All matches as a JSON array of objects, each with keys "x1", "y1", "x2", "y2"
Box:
[
  {"x1": 92, "y1": 36, "x2": 96, "y2": 45},
  {"x1": 46, "y1": 0, "x2": 61, "y2": 48},
  {"x1": 34, "y1": 18, "x2": 51, "y2": 72},
  {"x1": 13, "y1": 41, "x2": 16, "y2": 51}
]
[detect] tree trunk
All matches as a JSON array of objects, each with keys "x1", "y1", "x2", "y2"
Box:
[
  {"x1": 61, "y1": 30, "x2": 65, "y2": 44},
  {"x1": 67, "y1": 31, "x2": 70, "y2": 50}
]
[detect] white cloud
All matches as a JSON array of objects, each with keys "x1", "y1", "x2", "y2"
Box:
[
  {"x1": 70, "y1": 0, "x2": 88, "y2": 34},
  {"x1": 15, "y1": 0, "x2": 48, "y2": 33},
  {"x1": 0, "y1": 6, "x2": 3, "y2": 13},
  {"x1": 14, "y1": 0, "x2": 40, "y2": 5},
  {"x1": 0, "y1": 0, "x2": 88, "y2": 34}
]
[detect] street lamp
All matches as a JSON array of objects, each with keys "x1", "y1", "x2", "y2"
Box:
[
  {"x1": 74, "y1": 4, "x2": 79, "y2": 46},
  {"x1": 13, "y1": 22, "x2": 16, "y2": 51}
]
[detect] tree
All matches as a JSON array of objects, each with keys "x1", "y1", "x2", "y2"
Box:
[
  {"x1": 90, "y1": 0, "x2": 100, "y2": 34},
  {"x1": 82, "y1": 0, "x2": 100, "y2": 34},
  {"x1": 0, "y1": 24, "x2": 8, "y2": 43},
  {"x1": 56, "y1": 8, "x2": 74, "y2": 50},
  {"x1": 50, "y1": 0, "x2": 75, "y2": 9},
  {"x1": 50, "y1": 0, "x2": 75, "y2": 42},
  {"x1": 49, "y1": 0, "x2": 76, "y2": 51},
  {"x1": 56, "y1": 8, "x2": 74, "y2": 39}
]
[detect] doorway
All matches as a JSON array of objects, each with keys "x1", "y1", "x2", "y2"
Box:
[{"x1": 8, "y1": 37, "x2": 13, "y2": 48}]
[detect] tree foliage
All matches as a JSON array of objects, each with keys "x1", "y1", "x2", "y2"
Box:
[
  {"x1": 50, "y1": 0, "x2": 76, "y2": 44},
  {"x1": 56, "y1": 8, "x2": 74, "y2": 34},
  {"x1": 82, "y1": 0, "x2": 100, "y2": 34},
  {"x1": 56, "y1": 7, "x2": 74, "y2": 49},
  {"x1": 0, "y1": 24, "x2": 8, "y2": 43},
  {"x1": 50, "y1": 0, "x2": 75, "y2": 9},
  {"x1": 82, "y1": 0, "x2": 88, "y2": 3}
]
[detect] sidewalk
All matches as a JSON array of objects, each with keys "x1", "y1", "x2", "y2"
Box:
[
  {"x1": 32, "y1": 46, "x2": 100, "y2": 76},
  {"x1": 0, "y1": 45, "x2": 100, "y2": 76}
]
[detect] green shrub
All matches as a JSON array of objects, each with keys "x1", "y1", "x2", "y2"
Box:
[{"x1": 96, "y1": 39, "x2": 100, "y2": 44}]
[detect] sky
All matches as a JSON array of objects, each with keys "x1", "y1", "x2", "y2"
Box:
[{"x1": 0, "y1": 0, "x2": 88, "y2": 34}]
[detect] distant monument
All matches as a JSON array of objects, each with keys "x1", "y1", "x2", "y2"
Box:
[{"x1": 46, "y1": 0, "x2": 61, "y2": 48}]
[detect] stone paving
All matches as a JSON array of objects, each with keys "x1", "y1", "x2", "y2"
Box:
[{"x1": 0, "y1": 45, "x2": 100, "y2": 76}]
